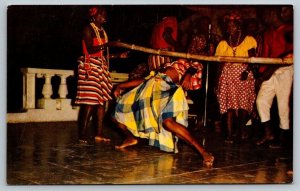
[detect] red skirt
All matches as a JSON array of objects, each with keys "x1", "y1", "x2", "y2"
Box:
[{"x1": 217, "y1": 63, "x2": 256, "y2": 114}]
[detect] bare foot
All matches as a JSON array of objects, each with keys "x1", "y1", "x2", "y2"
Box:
[
  {"x1": 115, "y1": 138, "x2": 138, "y2": 149},
  {"x1": 203, "y1": 152, "x2": 214, "y2": 168},
  {"x1": 95, "y1": 136, "x2": 111, "y2": 142}
]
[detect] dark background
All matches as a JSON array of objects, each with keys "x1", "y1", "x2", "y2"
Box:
[
  {"x1": 7, "y1": 5, "x2": 190, "y2": 112},
  {"x1": 7, "y1": 5, "x2": 292, "y2": 112}
]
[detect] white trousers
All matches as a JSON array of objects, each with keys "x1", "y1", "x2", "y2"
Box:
[{"x1": 256, "y1": 65, "x2": 293, "y2": 130}]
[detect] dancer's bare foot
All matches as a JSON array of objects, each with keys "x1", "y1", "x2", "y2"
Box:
[
  {"x1": 95, "y1": 136, "x2": 111, "y2": 142},
  {"x1": 203, "y1": 152, "x2": 214, "y2": 168},
  {"x1": 115, "y1": 138, "x2": 138, "y2": 149}
]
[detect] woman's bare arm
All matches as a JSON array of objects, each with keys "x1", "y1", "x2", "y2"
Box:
[{"x1": 114, "y1": 78, "x2": 145, "y2": 98}]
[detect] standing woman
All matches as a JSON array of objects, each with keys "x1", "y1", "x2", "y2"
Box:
[
  {"x1": 75, "y1": 6, "x2": 123, "y2": 144},
  {"x1": 215, "y1": 12, "x2": 257, "y2": 143}
]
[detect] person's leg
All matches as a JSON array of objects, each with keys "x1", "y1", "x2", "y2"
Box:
[
  {"x1": 269, "y1": 67, "x2": 293, "y2": 148},
  {"x1": 225, "y1": 109, "x2": 235, "y2": 143},
  {"x1": 78, "y1": 105, "x2": 94, "y2": 144},
  {"x1": 276, "y1": 67, "x2": 293, "y2": 131},
  {"x1": 256, "y1": 120, "x2": 274, "y2": 145},
  {"x1": 256, "y1": 78, "x2": 276, "y2": 122},
  {"x1": 112, "y1": 118, "x2": 138, "y2": 149},
  {"x1": 163, "y1": 118, "x2": 214, "y2": 167},
  {"x1": 238, "y1": 109, "x2": 249, "y2": 140},
  {"x1": 256, "y1": 77, "x2": 276, "y2": 145},
  {"x1": 94, "y1": 104, "x2": 110, "y2": 142}
]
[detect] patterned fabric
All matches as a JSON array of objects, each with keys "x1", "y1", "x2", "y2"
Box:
[
  {"x1": 215, "y1": 36, "x2": 257, "y2": 114},
  {"x1": 75, "y1": 23, "x2": 112, "y2": 106},
  {"x1": 164, "y1": 59, "x2": 203, "y2": 90},
  {"x1": 112, "y1": 73, "x2": 189, "y2": 153},
  {"x1": 148, "y1": 54, "x2": 172, "y2": 71},
  {"x1": 75, "y1": 56, "x2": 113, "y2": 105}
]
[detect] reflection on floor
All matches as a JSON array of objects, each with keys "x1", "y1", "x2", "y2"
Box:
[{"x1": 7, "y1": 121, "x2": 293, "y2": 184}]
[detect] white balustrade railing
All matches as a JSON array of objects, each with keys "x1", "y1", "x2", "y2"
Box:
[
  {"x1": 7, "y1": 68, "x2": 128, "y2": 123},
  {"x1": 21, "y1": 68, "x2": 75, "y2": 109}
]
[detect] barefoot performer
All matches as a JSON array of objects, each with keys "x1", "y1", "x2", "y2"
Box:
[{"x1": 111, "y1": 37, "x2": 214, "y2": 167}]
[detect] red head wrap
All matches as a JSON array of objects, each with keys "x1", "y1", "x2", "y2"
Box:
[
  {"x1": 223, "y1": 12, "x2": 242, "y2": 23},
  {"x1": 89, "y1": 7, "x2": 98, "y2": 17}
]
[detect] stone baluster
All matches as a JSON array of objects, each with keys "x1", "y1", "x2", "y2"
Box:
[
  {"x1": 57, "y1": 74, "x2": 74, "y2": 111},
  {"x1": 41, "y1": 74, "x2": 54, "y2": 99},
  {"x1": 58, "y1": 74, "x2": 68, "y2": 99},
  {"x1": 37, "y1": 73, "x2": 56, "y2": 110}
]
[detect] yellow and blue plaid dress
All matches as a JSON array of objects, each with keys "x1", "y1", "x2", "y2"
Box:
[{"x1": 112, "y1": 73, "x2": 189, "y2": 153}]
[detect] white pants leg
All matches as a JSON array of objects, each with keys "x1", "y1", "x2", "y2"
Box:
[
  {"x1": 275, "y1": 66, "x2": 293, "y2": 129},
  {"x1": 256, "y1": 75, "x2": 276, "y2": 123},
  {"x1": 256, "y1": 66, "x2": 293, "y2": 130}
]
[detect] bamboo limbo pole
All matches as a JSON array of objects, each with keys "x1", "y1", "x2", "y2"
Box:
[{"x1": 109, "y1": 41, "x2": 293, "y2": 65}]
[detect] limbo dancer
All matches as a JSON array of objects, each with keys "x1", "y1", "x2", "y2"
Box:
[{"x1": 111, "y1": 34, "x2": 214, "y2": 167}]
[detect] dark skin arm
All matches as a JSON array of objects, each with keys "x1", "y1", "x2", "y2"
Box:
[
  {"x1": 83, "y1": 26, "x2": 129, "y2": 59},
  {"x1": 83, "y1": 26, "x2": 104, "y2": 54},
  {"x1": 240, "y1": 48, "x2": 256, "y2": 80},
  {"x1": 180, "y1": 66, "x2": 198, "y2": 90},
  {"x1": 248, "y1": 48, "x2": 256, "y2": 57},
  {"x1": 115, "y1": 64, "x2": 199, "y2": 97},
  {"x1": 161, "y1": 62, "x2": 198, "y2": 90},
  {"x1": 114, "y1": 78, "x2": 145, "y2": 98}
]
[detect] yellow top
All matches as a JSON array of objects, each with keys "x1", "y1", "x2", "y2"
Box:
[{"x1": 215, "y1": 35, "x2": 257, "y2": 57}]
